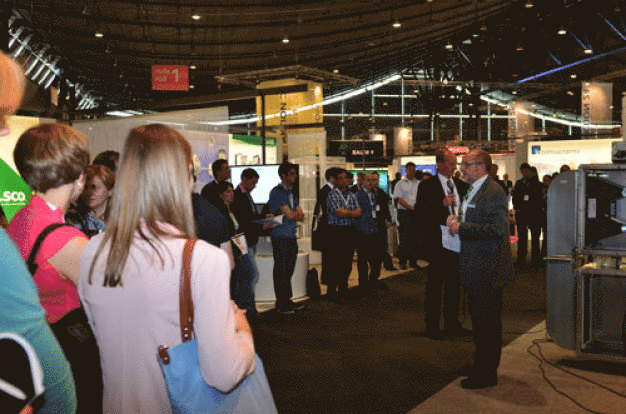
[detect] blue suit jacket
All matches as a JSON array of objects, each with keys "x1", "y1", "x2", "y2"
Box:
[{"x1": 458, "y1": 177, "x2": 514, "y2": 289}]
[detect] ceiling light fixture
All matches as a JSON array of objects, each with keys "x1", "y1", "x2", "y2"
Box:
[
  {"x1": 567, "y1": 90, "x2": 574, "y2": 95},
  {"x1": 445, "y1": 42, "x2": 453, "y2": 51},
  {"x1": 191, "y1": 14, "x2": 201, "y2": 20},
  {"x1": 189, "y1": 65, "x2": 196, "y2": 70},
  {"x1": 512, "y1": 90, "x2": 518, "y2": 95},
  {"x1": 570, "y1": 73, "x2": 577, "y2": 79},
  {"x1": 95, "y1": 32, "x2": 104, "y2": 38},
  {"x1": 282, "y1": 37, "x2": 290, "y2": 44},
  {"x1": 557, "y1": 26, "x2": 567, "y2": 35},
  {"x1": 392, "y1": 21, "x2": 401, "y2": 29},
  {"x1": 583, "y1": 47, "x2": 593, "y2": 54},
  {"x1": 480, "y1": 22, "x2": 488, "y2": 31},
  {"x1": 189, "y1": 85, "x2": 195, "y2": 89},
  {"x1": 516, "y1": 43, "x2": 524, "y2": 51},
  {"x1": 525, "y1": 1, "x2": 533, "y2": 8},
  {"x1": 333, "y1": 69, "x2": 339, "y2": 73}
]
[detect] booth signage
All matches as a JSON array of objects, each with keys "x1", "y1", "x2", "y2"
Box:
[
  {"x1": 581, "y1": 82, "x2": 612, "y2": 130},
  {"x1": 0, "y1": 158, "x2": 32, "y2": 222},
  {"x1": 328, "y1": 140, "x2": 384, "y2": 161},
  {"x1": 152, "y1": 65, "x2": 189, "y2": 91}
]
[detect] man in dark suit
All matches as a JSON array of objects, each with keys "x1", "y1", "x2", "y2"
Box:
[
  {"x1": 448, "y1": 149, "x2": 514, "y2": 389},
  {"x1": 201, "y1": 159, "x2": 230, "y2": 206},
  {"x1": 312, "y1": 167, "x2": 339, "y2": 285},
  {"x1": 512, "y1": 162, "x2": 543, "y2": 267},
  {"x1": 415, "y1": 148, "x2": 470, "y2": 339}
]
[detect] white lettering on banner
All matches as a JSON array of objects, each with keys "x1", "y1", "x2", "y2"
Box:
[{"x1": 0, "y1": 191, "x2": 27, "y2": 203}]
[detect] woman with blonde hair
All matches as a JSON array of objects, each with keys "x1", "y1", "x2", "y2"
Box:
[
  {"x1": 7, "y1": 123, "x2": 102, "y2": 413},
  {"x1": 66, "y1": 164, "x2": 115, "y2": 236},
  {"x1": 79, "y1": 124, "x2": 255, "y2": 413}
]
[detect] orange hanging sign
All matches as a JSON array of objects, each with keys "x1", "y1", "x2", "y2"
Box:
[{"x1": 152, "y1": 65, "x2": 189, "y2": 91}]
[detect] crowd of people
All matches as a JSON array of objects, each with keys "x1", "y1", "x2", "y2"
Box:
[{"x1": 1, "y1": 48, "x2": 568, "y2": 413}]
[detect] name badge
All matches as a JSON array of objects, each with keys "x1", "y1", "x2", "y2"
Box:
[
  {"x1": 375, "y1": 205, "x2": 381, "y2": 211},
  {"x1": 372, "y1": 211, "x2": 377, "y2": 218},
  {"x1": 524, "y1": 194, "x2": 529, "y2": 201}
]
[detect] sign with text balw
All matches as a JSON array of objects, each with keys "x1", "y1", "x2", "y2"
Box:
[
  {"x1": 581, "y1": 82, "x2": 612, "y2": 131},
  {"x1": 152, "y1": 65, "x2": 189, "y2": 91},
  {"x1": 327, "y1": 140, "x2": 384, "y2": 162}
]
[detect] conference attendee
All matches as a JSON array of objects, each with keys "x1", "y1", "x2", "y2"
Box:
[
  {"x1": 92, "y1": 150, "x2": 119, "y2": 173},
  {"x1": 8, "y1": 123, "x2": 102, "y2": 413},
  {"x1": 201, "y1": 158, "x2": 230, "y2": 206},
  {"x1": 512, "y1": 163, "x2": 543, "y2": 267},
  {"x1": 350, "y1": 172, "x2": 364, "y2": 193},
  {"x1": 66, "y1": 164, "x2": 115, "y2": 237},
  {"x1": 267, "y1": 162, "x2": 306, "y2": 314},
  {"x1": 415, "y1": 149, "x2": 470, "y2": 340},
  {"x1": 376, "y1": 181, "x2": 396, "y2": 271},
  {"x1": 192, "y1": 179, "x2": 230, "y2": 248},
  {"x1": 79, "y1": 124, "x2": 255, "y2": 413},
  {"x1": 393, "y1": 162, "x2": 420, "y2": 269},
  {"x1": 232, "y1": 168, "x2": 267, "y2": 318},
  {"x1": 312, "y1": 167, "x2": 339, "y2": 285},
  {"x1": 355, "y1": 172, "x2": 384, "y2": 294},
  {"x1": 559, "y1": 164, "x2": 571, "y2": 173},
  {"x1": 390, "y1": 172, "x2": 402, "y2": 194},
  {"x1": 1, "y1": 228, "x2": 77, "y2": 414},
  {"x1": 488, "y1": 163, "x2": 507, "y2": 193},
  {"x1": 326, "y1": 169, "x2": 361, "y2": 302},
  {"x1": 447, "y1": 149, "x2": 513, "y2": 389}
]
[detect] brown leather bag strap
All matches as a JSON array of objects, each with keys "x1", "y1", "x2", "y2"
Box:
[{"x1": 180, "y1": 238, "x2": 198, "y2": 342}]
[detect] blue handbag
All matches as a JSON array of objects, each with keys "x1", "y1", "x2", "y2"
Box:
[{"x1": 157, "y1": 239, "x2": 277, "y2": 414}]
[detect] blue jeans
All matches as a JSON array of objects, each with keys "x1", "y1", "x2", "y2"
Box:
[
  {"x1": 232, "y1": 245, "x2": 258, "y2": 315},
  {"x1": 271, "y1": 237, "x2": 298, "y2": 310}
]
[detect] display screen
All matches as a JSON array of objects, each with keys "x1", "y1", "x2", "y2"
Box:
[
  {"x1": 349, "y1": 170, "x2": 389, "y2": 194},
  {"x1": 230, "y1": 165, "x2": 281, "y2": 205},
  {"x1": 401, "y1": 164, "x2": 436, "y2": 176}
]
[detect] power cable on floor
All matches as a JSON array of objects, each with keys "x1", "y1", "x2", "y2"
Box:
[{"x1": 526, "y1": 338, "x2": 626, "y2": 414}]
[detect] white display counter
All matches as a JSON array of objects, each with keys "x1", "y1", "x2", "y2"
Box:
[{"x1": 254, "y1": 251, "x2": 309, "y2": 304}]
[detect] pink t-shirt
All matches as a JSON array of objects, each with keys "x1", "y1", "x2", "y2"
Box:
[{"x1": 7, "y1": 195, "x2": 87, "y2": 323}]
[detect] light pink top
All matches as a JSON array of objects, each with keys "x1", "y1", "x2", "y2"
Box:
[
  {"x1": 7, "y1": 195, "x2": 86, "y2": 323},
  {"x1": 79, "y1": 225, "x2": 255, "y2": 414}
]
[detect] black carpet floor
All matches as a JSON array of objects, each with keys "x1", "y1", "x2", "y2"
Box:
[{"x1": 252, "y1": 264, "x2": 547, "y2": 414}]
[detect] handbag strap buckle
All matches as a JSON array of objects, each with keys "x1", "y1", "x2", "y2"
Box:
[{"x1": 158, "y1": 345, "x2": 170, "y2": 365}]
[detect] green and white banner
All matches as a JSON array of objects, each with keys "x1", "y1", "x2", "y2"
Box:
[{"x1": 0, "y1": 158, "x2": 31, "y2": 222}]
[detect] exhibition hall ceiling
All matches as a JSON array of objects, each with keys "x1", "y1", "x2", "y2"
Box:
[{"x1": 6, "y1": 0, "x2": 626, "y2": 116}]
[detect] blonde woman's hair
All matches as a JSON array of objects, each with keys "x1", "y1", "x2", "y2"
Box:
[{"x1": 90, "y1": 124, "x2": 196, "y2": 287}]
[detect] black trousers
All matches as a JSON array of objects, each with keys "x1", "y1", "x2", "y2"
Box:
[
  {"x1": 356, "y1": 232, "x2": 383, "y2": 289},
  {"x1": 424, "y1": 248, "x2": 461, "y2": 331},
  {"x1": 326, "y1": 225, "x2": 355, "y2": 297},
  {"x1": 516, "y1": 216, "x2": 541, "y2": 264},
  {"x1": 271, "y1": 237, "x2": 298, "y2": 310},
  {"x1": 397, "y1": 210, "x2": 418, "y2": 264},
  {"x1": 465, "y1": 286, "x2": 503, "y2": 376}
]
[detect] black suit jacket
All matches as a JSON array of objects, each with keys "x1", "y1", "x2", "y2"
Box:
[
  {"x1": 191, "y1": 193, "x2": 229, "y2": 247},
  {"x1": 312, "y1": 184, "x2": 333, "y2": 251},
  {"x1": 375, "y1": 187, "x2": 392, "y2": 231},
  {"x1": 414, "y1": 175, "x2": 469, "y2": 260},
  {"x1": 232, "y1": 186, "x2": 263, "y2": 247}
]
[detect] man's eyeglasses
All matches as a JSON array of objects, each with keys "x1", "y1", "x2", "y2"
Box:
[{"x1": 460, "y1": 161, "x2": 483, "y2": 167}]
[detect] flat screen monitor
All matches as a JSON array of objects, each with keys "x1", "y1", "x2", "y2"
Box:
[
  {"x1": 230, "y1": 164, "x2": 281, "y2": 205},
  {"x1": 349, "y1": 170, "x2": 389, "y2": 194}
]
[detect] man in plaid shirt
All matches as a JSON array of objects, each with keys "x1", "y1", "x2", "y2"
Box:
[{"x1": 325, "y1": 169, "x2": 361, "y2": 303}]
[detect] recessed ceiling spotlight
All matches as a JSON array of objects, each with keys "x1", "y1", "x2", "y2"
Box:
[
  {"x1": 445, "y1": 42, "x2": 453, "y2": 51},
  {"x1": 516, "y1": 43, "x2": 524, "y2": 51},
  {"x1": 282, "y1": 37, "x2": 290, "y2": 44},
  {"x1": 557, "y1": 26, "x2": 567, "y2": 35},
  {"x1": 333, "y1": 69, "x2": 339, "y2": 73},
  {"x1": 480, "y1": 22, "x2": 488, "y2": 31},
  {"x1": 567, "y1": 90, "x2": 574, "y2": 96},
  {"x1": 189, "y1": 85, "x2": 195, "y2": 89},
  {"x1": 392, "y1": 21, "x2": 401, "y2": 29},
  {"x1": 584, "y1": 47, "x2": 593, "y2": 54},
  {"x1": 512, "y1": 90, "x2": 518, "y2": 95},
  {"x1": 191, "y1": 14, "x2": 201, "y2": 20},
  {"x1": 525, "y1": 1, "x2": 533, "y2": 9},
  {"x1": 189, "y1": 65, "x2": 196, "y2": 70},
  {"x1": 95, "y1": 32, "x2": 104, "y2": 38},
  {"x1": 570, "y1": 73, "x2": 577, "y2": 79}
]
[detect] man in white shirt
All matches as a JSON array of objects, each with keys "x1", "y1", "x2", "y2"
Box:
[{"x1": 393, "y1": 162, "x2": 420, "y2": 269}]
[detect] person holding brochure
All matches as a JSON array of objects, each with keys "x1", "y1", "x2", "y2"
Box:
[
  {"x1": 267, "y1": 162, "x2": 305, "y2": 315},
  {"x1": 447, "y1": 149, "x2": 513, "y2": 389},
  {"x1": 414, "y1": 148, "x2": 470, "y2": 340}
]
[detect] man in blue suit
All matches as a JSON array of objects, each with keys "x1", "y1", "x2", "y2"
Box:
[{"x1": 448, "y1": 149, "x2": 514, "y2": 389}]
